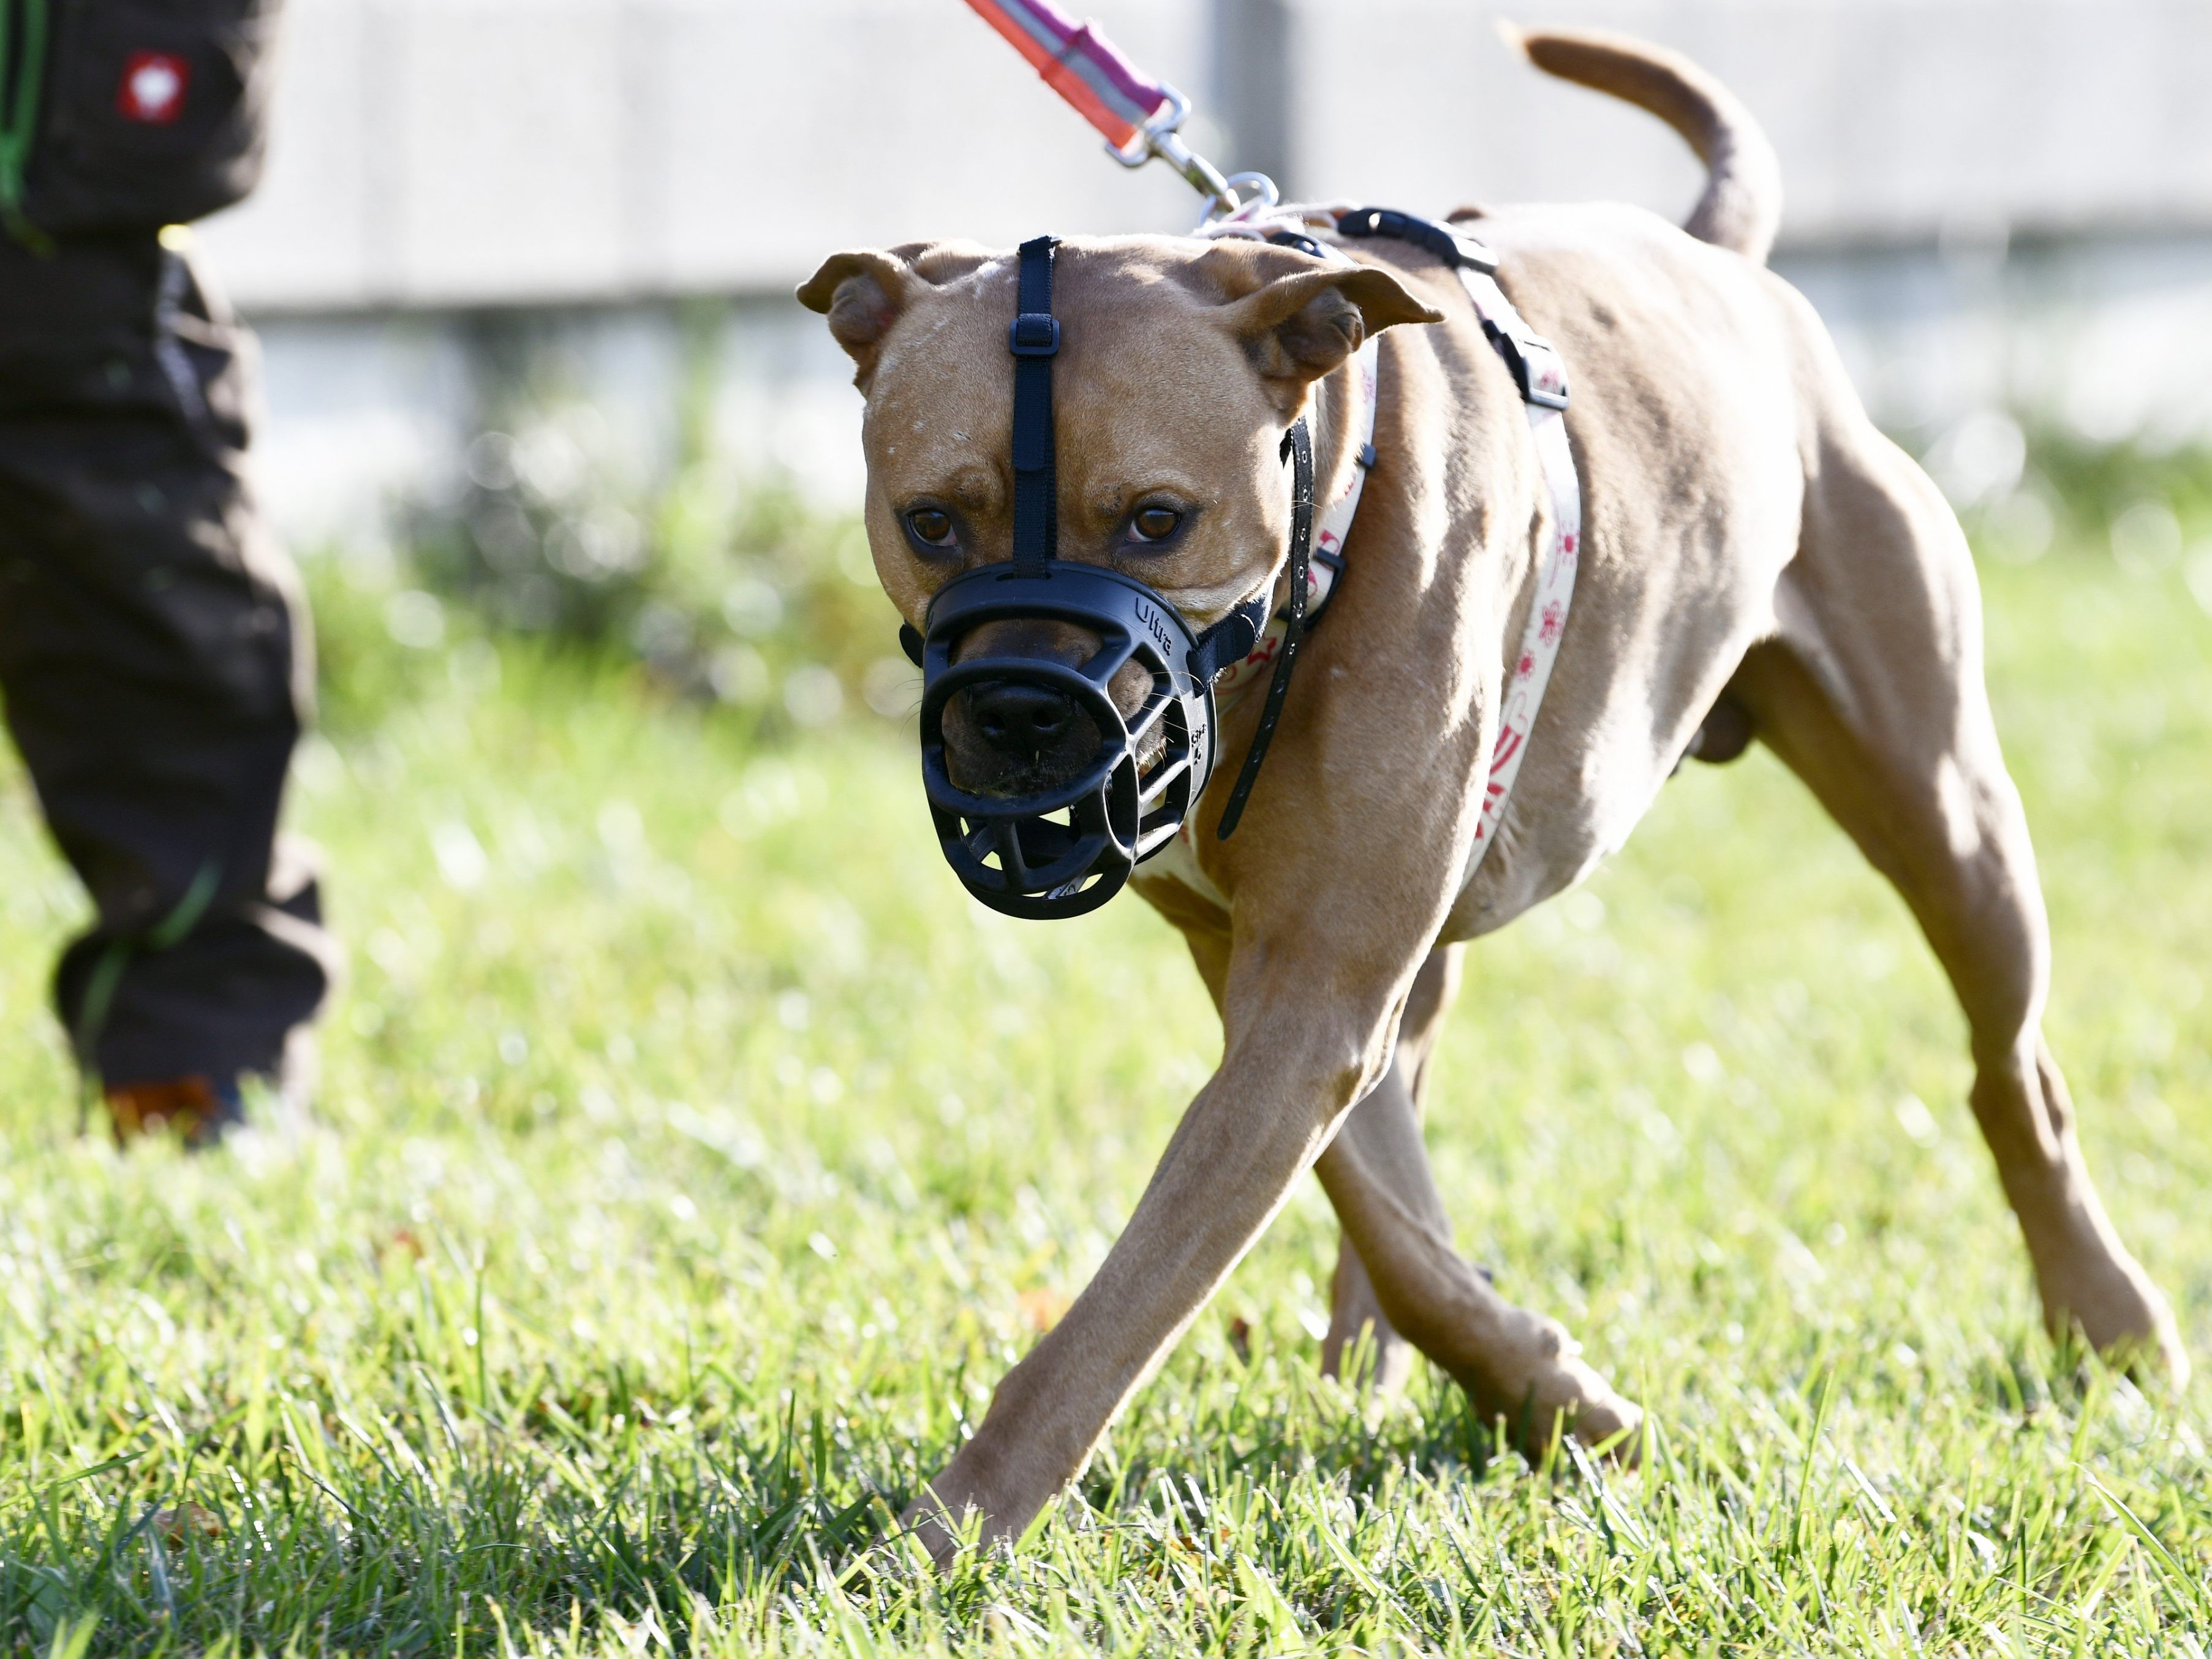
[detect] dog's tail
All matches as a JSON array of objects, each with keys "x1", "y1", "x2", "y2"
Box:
[{"x1": 1503, "y1": 23, "x2": 1782, "y2": 265}]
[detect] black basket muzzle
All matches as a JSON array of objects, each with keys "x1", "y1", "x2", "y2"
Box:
[
  {"x1": 897, "y1": 233, "x2": 1307, "y2": 922},
  {"x1": 917, "y1": 559, "x2": 1218, "y2": 920}
]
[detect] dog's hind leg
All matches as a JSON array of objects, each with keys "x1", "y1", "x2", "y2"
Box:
[
  {"x1": 1321, "y1": 943, "x2": 1463, "y2": 1391},
  {"x1": 1730, "y1": 404, "x2": 2186, "y2": 1384}
]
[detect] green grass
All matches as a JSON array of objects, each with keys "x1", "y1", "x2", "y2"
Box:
[{"x1": 2, "y1": 544, "x2": 2209, "y2": 1656}]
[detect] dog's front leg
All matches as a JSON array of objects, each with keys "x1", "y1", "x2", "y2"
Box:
[{"x1": 904, "y1": 954, "x2": 1407, "y2": 1562}]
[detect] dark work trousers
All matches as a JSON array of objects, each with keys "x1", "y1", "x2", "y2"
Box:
[{"x1": 0, "y1": 229, "x2": 332, "y2": 1089}]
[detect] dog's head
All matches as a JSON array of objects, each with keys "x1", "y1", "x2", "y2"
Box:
[{"x1": 798, "y1": 236, "x2": 1440, "y2": 801}]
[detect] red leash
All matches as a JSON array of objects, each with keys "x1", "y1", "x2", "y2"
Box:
[
  {"x1": 961, "y1": 0, "x2": 1165, "y2": 153},
  {"x1": 961, "y1": 0, "x2": 1270, "y2": 219}
]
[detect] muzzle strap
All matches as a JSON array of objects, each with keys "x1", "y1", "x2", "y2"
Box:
[
  {"x1": 1214, "y1": 417, "x2": 1314, "y2": 840},
  {"x1": 1188, "y1": 591, "x2": 1266, "y2": 682},
  {"x1": 1008, "y1": 235, "x2": 1063, "y2": 574}
]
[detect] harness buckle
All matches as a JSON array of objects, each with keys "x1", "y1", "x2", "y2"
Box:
[
  {"x1": 1482, "y1": 319, "x2": 1571, "y2": 411},
  {"x1": 1335, "y1": 206, "x2": 1499, "y2": 275},
  {"x1": 1009, "y1": 313, "x2": 1062, "y2": 357},
  {"x1": 1265, "y1": 229, "x2": 1328, "y2": 261}
]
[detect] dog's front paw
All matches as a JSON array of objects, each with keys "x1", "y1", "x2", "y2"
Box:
[
  {"x1": 1479, "y1": 1309, "x2": 1644, "y2": 1465},
  {"x1": 1557, "y1": 1367, "x2": 1644, "y2": 1464},
  {"x1": 897, "y1": 1485, "x2": 977, "y2": 1571},
  {"x1": 2039, "y1": 1245, "x2": 2191, "y2": 1392},
  {"x1": 899, "y1": 1444, "x2": 1044, "y2": 1570}
]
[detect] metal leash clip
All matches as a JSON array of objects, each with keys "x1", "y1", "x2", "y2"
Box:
[{"x1": 1104, "y1": 85, "x2": 1278, "y2": 225}]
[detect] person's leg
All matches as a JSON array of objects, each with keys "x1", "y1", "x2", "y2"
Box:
[{"x1": 0, "y1": 231, "x2": 333, "y2": 1138}]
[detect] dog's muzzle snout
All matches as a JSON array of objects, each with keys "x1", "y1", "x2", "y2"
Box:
[
  {"x1": 943, "y1": 673, "x2": 1105, "y2": 801},
  {"x1": 971, "y1": 682, "x2": 1079, "y2": 759}
]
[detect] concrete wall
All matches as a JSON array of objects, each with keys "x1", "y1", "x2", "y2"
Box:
[
  {"x1": 202, "y1": 0, "x2": 1213, "y2": 311},
  {"x1": 189, "y1": 0, "x2": 2212, "y2": 547},
  {"x1": 202, "y1": 0, "x2": 2212, "y2": 310},
  {"x1": 1287, "y1": 0, "x2": 2212, "y2": 251}
]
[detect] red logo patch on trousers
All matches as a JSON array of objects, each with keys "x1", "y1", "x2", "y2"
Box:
[{"x1": 118, "y1": 53, "x2": 191, "y2": 124}]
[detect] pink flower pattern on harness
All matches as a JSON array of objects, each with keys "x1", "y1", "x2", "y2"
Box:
[{"x1": 1458, "y1": 260, "x2": 1582, "y2": 855}]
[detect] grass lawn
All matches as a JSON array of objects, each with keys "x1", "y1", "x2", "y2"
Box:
[{"x1": 1, "y1": 544, "x2": 2208, "y2": 1655}]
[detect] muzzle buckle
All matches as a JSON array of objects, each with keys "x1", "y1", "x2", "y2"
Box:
[{"x1": 1009, "y1": 313, "x2": 1061, "y2": 355}]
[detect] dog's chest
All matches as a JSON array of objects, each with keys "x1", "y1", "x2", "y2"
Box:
[{"x1": 1133, "y1": 825, "x2": 1229, "y2": 914}]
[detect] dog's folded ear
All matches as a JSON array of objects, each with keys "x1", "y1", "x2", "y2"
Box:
[
  {"x1": 798, "y1": 242, "x2": 989, "y2": 389},
  {"x1": 798, "y1": 249, "x2": 914, "y2": 388},
  {"x1": 1202, "y1": 243, "x2": 1446, "y2": 409}
]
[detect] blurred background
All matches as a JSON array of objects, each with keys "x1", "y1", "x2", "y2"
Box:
[
  {"x1": 7, "y1": 10, "x2": 2211, "y2": 1642},
  {"x1": 198, "y1": 0, "x2": 2212, "y2": 714}
]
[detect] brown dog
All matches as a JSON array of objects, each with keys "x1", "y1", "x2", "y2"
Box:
[{"x1": 799, "y1": 27, "x2": 2187, "y2": 1557}]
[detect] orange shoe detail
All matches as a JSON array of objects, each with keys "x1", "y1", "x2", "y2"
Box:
[{"x1": 106, "y1": 1076, "x2": 239, "y2": 1148}]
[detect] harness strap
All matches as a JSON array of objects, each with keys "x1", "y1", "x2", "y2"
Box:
[
  {"x1": 1452, "y1": 266, "x2": 1580, "y2": 864},
  {"x1": 1337, "y1": 205, "x2": 1498, "y2": 276},
  {"x1": 1334, "y1": 207, "x2": 1581, "y2": 867},
  {"x1": 1214, "y1": 418, "x2": 1313, "y2": 841}
]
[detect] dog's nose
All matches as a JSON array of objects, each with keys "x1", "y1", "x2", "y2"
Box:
[{"x1": 970, "y1": 683, "x2": 1078, "y2": 759}]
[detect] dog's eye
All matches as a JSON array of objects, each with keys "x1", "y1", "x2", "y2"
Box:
[
  {"x1": 1130, "y1": 505, "x2": 1182, "y2": 543},
  {"x1": 906, "y1": 508, "x2": 955, "y2": 548}
]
